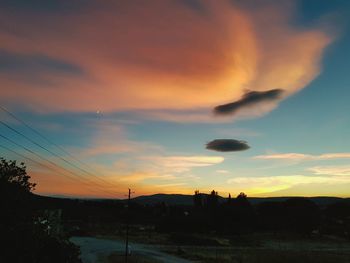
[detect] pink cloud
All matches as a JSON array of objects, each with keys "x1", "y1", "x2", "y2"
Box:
[{"x1": 0, "y1": 0, "x2": 333, "y2": 122}]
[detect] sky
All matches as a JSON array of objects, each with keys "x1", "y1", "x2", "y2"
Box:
[{"x1": 0, "y1": 0, "x2": 350, "y2": 198}]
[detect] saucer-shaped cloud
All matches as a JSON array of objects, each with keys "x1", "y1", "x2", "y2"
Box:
[
  {"x1": 214, "y1": 89, "x2": 284, "y2": 116},
  {"x1": 206, "y1": 139, "x2": 250, "y2": 152}
]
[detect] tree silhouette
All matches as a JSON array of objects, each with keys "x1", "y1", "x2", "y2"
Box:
[
  {"x1": 207, "y1": 190, "x2": 218, "y2": 209},
  {"x1": 0, "y1": 158, "x2": 81, "y2": 263},
  {"x1": 0, "y1": 158, "x2": 36, "y2": 192},
  {"x1": 237, "y1": 192, "x2": 247, "y2": 200},
  {"x1": 193, "y1": 190, "x2": 203, "y2": 208},
  {"x1": 0, "y1": 158, "x2": 36, "y2": 230}
]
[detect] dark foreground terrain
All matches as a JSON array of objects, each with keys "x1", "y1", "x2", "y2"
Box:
[
  {"x1": 70, "y1": 234, "x2": 350, "y2": 263},
  {"x1": 33, "y1": 191, "x2": 350, "y2": 262}
]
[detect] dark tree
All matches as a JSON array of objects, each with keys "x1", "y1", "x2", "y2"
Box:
[
  {"x1": 193, "y1": 190, "x2": 203, "y2": 208},
  {"x1": 0, "y1": 158, "x2": 36, "y2": 192},
  {"x1": 207, "y1": 190, "x2": 218, "y2": 209},
  {"x1": 0, "y1": 158, "x2": 82, "y2": 263},
  {"x1": 0, "y1": 158, "x2": 36, "y2": 228},
  {"x1": 237, "y1": 192, "x2": 247, "y2": 200}
]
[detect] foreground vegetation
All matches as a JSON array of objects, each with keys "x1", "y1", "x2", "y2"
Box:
[{"x1": 0, "y1": 158, "x2": 81, "y2": 263}]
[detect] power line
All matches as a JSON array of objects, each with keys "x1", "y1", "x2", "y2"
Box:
[
  {"x1": 0, "y1": 133, "x2": 119, "y2": 195},
  {"x1": 0, "y1": 143, "x2": 116, "y2": 198},
  {"x1": 0, "y1": 119, "x2": 121, "y2": 195},
  {"x1": 0, "y1": 140, "x2": 117, "y2": 198},
  {"x1": 0, "y1": 106, "x2": 72, "y2": 154},
  {"x1": 0, "y1": 106, "x2": 122, "y2": 190}
]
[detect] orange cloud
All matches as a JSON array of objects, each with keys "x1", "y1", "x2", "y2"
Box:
[
  {"x1": 26, "y1": 149, "x2": 210, "y2": 198},
  {"x1": 0, "y1": 0, "x2": 333, "y2": 121},
  {"x1": 29, "y1": 166, "x2": 122, "y2": 198},
  {"x1": 30, "y1": 164, "x2": 192, "y2": 198}
]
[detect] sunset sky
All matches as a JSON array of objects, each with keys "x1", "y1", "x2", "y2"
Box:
[{"x1": 1, "y1": 0, "x2": 350, "y2": 198}]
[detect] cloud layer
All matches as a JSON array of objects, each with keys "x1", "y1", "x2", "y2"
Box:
[
  {"x1": 0, "y1": 0, "x2": 332, "y2": 121},
  {"x1": 206, "y1": 139, "x2": 250, "y2": 152}
]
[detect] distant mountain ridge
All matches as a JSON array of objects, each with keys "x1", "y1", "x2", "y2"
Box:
[
  {"x1": 37, "y1": 193, "x2": 350, "y2": 207},
  {"x1": 131, "y1": 193, "x2": 350, "y2": 207}
]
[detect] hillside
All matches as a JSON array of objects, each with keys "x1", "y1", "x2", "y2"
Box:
[{"x1": 131, "y1": 193, "x2": 350, "y2": 207}]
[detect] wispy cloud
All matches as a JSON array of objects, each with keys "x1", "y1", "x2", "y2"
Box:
[
  {"x1": 91, "y1": 155, "x2": 223, "y2": 187},
  {"x1": 141, "y1": 155, "x2": 224, "y2": 173},
  {"x1": 153, "y1": 183, "x2": 187, "y2": 188},
  {"x1": 118, "y1": 173, "x2": 177, "y2": 183},
  {"x1": 308, "y1": 166, "x2": 350, "y2": 176},
  {"x1": 216, "y1": 169, "x2": 230, "y2": 174},
  {"x1": 254, "y1": 152, "x2": 350, "y2": 161}
]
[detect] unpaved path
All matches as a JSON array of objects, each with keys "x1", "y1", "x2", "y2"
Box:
[{"x1": 71, "y1": 236, "x2": 191, "y2": 263}]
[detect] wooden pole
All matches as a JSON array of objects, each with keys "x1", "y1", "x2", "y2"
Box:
[{"x1": 125, "y1": 188, "x2": 131, "y2": 263}]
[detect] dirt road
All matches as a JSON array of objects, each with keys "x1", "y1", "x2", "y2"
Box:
[{"x1": 71, "y1": 236, "x2": 191, "y2": 263}]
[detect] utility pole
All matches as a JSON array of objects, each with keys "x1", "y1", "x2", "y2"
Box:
[{"x1": 125, "y1": 188, "x2": 131, "y2": 263}]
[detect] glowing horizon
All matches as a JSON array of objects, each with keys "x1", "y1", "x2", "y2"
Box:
[{"x1": 1, "y1": 0, "x2": 350, "y2": 198}]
